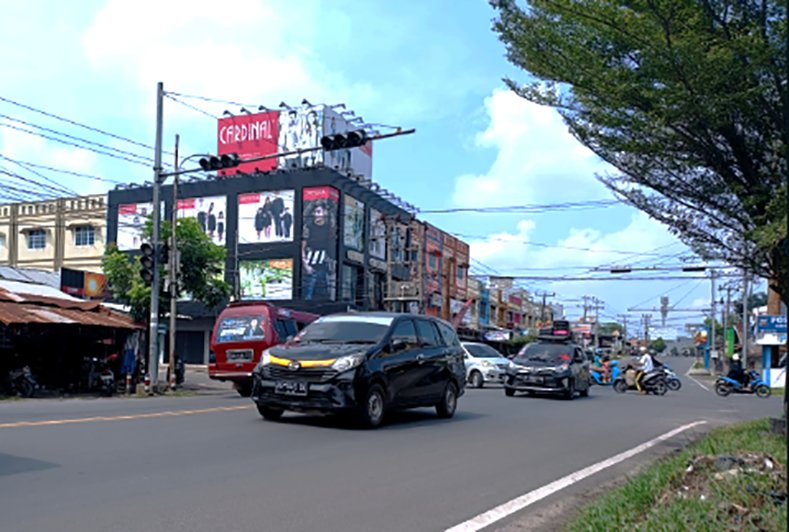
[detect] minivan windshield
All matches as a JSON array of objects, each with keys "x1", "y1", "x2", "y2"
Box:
[
  {"x1": 513, "y1": 343, "x2": 573, "y2": 365},
  {"x1": 464, "y1": 344, "x2": 505, "y2": 359},
  {"x1": 216, "y1": 316, "x2": 265, "y2": 343},
  {"x1": 295, "y1": 316, "x2": 393, "y2": 345}
]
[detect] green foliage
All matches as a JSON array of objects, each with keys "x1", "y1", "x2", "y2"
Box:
[
  {"x1": 491, "y1": 0, "x2": 788, "y2": 303},
  {"x1": 703, "y1": 317, "x2": 724, "y2": 338},
  {"x1": 102, "y1": 216, "x2": 231, "y2": 322},
  {"x1": 505, "y1": 332, "x2": 538, "y2": 355},
  {"x1": 599, "y1": 322, "x2": 624, "y2": 336},
  {"x1": 649, "y1": 336, "x2": 667, "y2": 353}
]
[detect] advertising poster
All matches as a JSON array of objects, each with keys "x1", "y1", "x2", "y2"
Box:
[
  {"x1": 177, "y1": 196, "x2": 227, "y2": 246},
  {"x1": 239, "y1": 259, "x2": 293, "y2": 300},
  {"x1": 216, "y1": 111, "x2": 279, "y2": 176},
  {"x1": 237, "y1": 190, "x2": 295, "y2": 244},
  {"x1": 343, "y1": 195, "x2": 365, "y2": 252},
  {"x1": 117, "y1": 202, "x2": 163, "y2": 251},
  {"x1": 278, "y1": 107, "x2": 324, "y2": 169},
  {"x1": 369, "y1": 208, "x2": 386, "y2": 260},
  {"x1": 301, "y1": 186, "x2": 339, "y2": 301}
]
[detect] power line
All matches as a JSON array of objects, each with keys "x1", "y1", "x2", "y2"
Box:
[
  {"x1": 0, "y1": 156, "x2": 79, "y2": 196},
  {"x1": 164, "y1": 94, "x2": 219, "y2": 120},
  {"x1": 419, "y1": 200, "x2": 618, "y2": 214},
  {"x1": 452, "y1": 232, "x2": 682, "y2": 256},
  {"x1": 165, "y1": 91, "x2": 258, "y2": 109},
  {"x1": 0, "y1": 94, "x2": 169, "y2": 154},
  {"x1": 0, "y1": 157, "x2": 125, "y2": 185}
]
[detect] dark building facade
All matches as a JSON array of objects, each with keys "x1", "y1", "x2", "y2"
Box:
[{"x1": 107, "y1": 167, "x2": 412, "y2": 363}]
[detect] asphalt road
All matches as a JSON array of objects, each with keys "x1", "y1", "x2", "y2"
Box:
[{"x1": 0, "y1": 357, "x2": 782, "y2": 532}]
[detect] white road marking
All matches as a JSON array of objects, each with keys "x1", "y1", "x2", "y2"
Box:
[
  {"x1": 685, "y1": 363, "x2": 711, "y2": 391},
  {"x1": 445, "y1": 420, "x2": 708, "y2": 532}
]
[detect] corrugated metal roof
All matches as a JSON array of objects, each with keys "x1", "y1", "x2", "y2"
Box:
[
  {"x1": 0, "y1": 301, "x2": 140, "y2": 329},
  {"x1": 0, "y1": 280, "x2": 83, "y2": 302},
  {"x1": 0, "y1": 266, "x2": 60, "y2": 288}
]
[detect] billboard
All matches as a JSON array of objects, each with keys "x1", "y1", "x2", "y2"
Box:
[
  {"x1": 301, "y1": 186, "x2": 340, "y2": 301},
  {"x1": 343, "y1": 195, "x2": 365, "y2": 252},
  {"x1": 278, "y1": 107, "x2": 323, "y2": 169},
  {"x1": 239, "y1": 259, "x2": 293, "y2": 300},
  {"x1": 216, "y1": 111, "x2": 279, "y2": 176},
  {"x1": 238, "y1": 190, "x2": 295, "y2": 244},
  {"x1": 369, "y1": 208, "x2": 386, "y2": 260},
  {"x1": 177, "y1": 196, "x2": 227, "y2": 246},
  {"x1": 116, "y1": 202, "x2": 163, "y2": 251}
]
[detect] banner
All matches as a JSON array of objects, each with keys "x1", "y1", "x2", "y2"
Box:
[
  {"x1": 725, "y1": 328, "x2": 735, "y2": 356},
  {"x1": 239, "y1": 259, "x2": 293, "y2": 300},
  {"x1": 278, "y1": 107, "x2": 323, "y2": 169},
  {"x1": 343, "y1": 195, "x2": 365, "y2": 252},
  {"x1": 369, "y1": 208, "x2": 386, "y2": 260},
  {"x1": 177, "y1": 195, "x2": 227, "y2": 246},
  {"x1": 301, "y1": 186, "x2": 339, "y2": 301},
  {"x1": 237, "y1": 190, "x2": 295, "y2": 244},
  {"x1": 116, "y1": 202, "x2": 163, "y2": 251},
  {"x1": 217, "y1": 111, "x2": 279, "y2": 176}
]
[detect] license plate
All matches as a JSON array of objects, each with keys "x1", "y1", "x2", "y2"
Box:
[
  {"x1": 527, "y1": 376, "x2": 543, "y2": 384},
  {"x1": 275, "y1": 381, "x2": 308, "y2": 396},
  {"x1": 226, "y1": 349, "x2": 253, "y2": 362}
]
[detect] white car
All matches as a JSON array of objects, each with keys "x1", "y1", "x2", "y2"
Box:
[{"x1": 462, "y1": 342, "x2": 515, "y2": 388}]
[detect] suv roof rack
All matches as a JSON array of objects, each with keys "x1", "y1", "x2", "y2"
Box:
[{"x1": 537, "y1": 320, "x2": 575, "y2": 343}]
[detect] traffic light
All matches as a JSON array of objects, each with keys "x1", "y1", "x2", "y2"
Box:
[
  {"x1": 139, "y1": 242, "x2": 155, "y2": 285},
  {"x1": 199, "y1": 153, "x2": 241, "y2": 171},
  {"x1": 159, "y1": 243, "x2": 170, "y2": 266},
  {"x1": 320, "y1": 129, "x2": 368, "y2": 151}
]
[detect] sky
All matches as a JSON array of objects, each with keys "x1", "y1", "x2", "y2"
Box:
[{"x1": 0, "y1": 0, "x2": 757, "y2": 339}]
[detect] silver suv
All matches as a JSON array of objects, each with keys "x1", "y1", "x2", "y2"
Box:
[{"x1": 462, "y1": 342, "x2": 515, "y2": 388}]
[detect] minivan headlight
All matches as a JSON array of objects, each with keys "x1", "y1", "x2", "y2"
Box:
[
  {"x1": 331, "y1": 353, "x2": 366, "y2": 373},
  {"x1": 257, "y1": 349, "x2": 271, "y2": 369}
]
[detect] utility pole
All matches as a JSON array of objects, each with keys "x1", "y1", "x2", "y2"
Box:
[
  {"x1": 168, "y1": 134, "x2": 179, "y2": 390},
  {"x1": 710, "y1": 270, "x2": 718, "y2": 372},
  {"x1": 536, "y1": 291, "x2": 555, "y2": 322},
  {"x1": 441, "y1": 253, "x2": 452, "y2": 322},
  {"x1": 742, "y1": 269, "x2": 748, "y2": 368},
  {"x1": 724, "y1": 284, "x2": 732, "y2": 357},
  {"x1": 642, "y1": 314, "x2": 651, "y2": 344},
  {"x1": 618, "y1": 314, "x2": 629, "y2": 354},
  {"x1": 148, "y1": 81, "x2": 164, "y2": 392}
]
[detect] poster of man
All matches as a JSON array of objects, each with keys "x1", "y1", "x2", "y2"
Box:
[
  {"x1": 239, "y1": 259, "x2": 293, "y2": 300},
  {"x1": 238, "y1": 190, "x2": 295, "y2": 244},
  {"x1": 117, "y1": 202, "x2": 161, "y2": 250},
  {"x1": 369, "y1": 208, "x2": 386, "y2": 260},
  {"x1": 343, "y1": 195, "x2": 365, "y2": 252},
  {"x1": 278, "y1": 107, "x2": 323, "y2": 169},
  {"x1": 301, "y1": 186, "x2": 339, "y2": 301},
  {"x1": 177, "y1": 195, "x2": 227, "y2": 246}
]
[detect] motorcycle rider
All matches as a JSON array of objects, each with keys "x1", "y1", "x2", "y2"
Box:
[
  {"x1": 632, "y1": 351, "x2": 654, "y2": 394},
  {"x1": 726, "y1": 352, "x2": 750, "y2": 391}
]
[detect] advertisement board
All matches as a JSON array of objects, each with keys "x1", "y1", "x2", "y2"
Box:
[
  {"x1": 237, "y1": 190, "x2": 295, "y2": 244},
  {"x1": 301, "y1": 186, "x2": 340, "y2": 301},
  {"x1": 216, "y1": 111, "x2": 279, "y2": 176},
  {"x1": 278, "y1": 107, "x2": 323, "y2": 169},
  {"x1": 343, "y1": 195, "x2": 365, "y2": 252},
  {"x1": 369, "y1": 208, "x2": 386, "y2": 260},
  {"x1": 117, "y1": 202, "x2": 164, "y2": 251},
  {"x1": 176, "y1": 196, "x2": 227, "y2": 246},
  {"x1": 239, "y1": 259, "x2": 293, "y2": 300},
  {"x1": 756, "y1": 314, "x2": 787, "y2": 345}
]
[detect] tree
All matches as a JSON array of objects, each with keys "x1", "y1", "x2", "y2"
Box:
[
  {"x1": 650, "y1": 337, "x2": 667, "y2": 353},
  {"x1": 103, "y1": 217, "x2": 232, "y2": 322},
  {"x1": 599, "y1": 322, "x2": 624, "y2": 335},
  {"x1": 491, "y1": 0, "x2": 787, "y2": 303}
]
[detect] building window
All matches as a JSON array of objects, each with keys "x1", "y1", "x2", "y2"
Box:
[
  {"x1": 27, "y1": 229, "x2": 46, "y2": 250},
  {"x1": 75, "y1": 226, "x2": 96, "y2": 247},
  {"x1": 457, "y1": 266, "x2": 465, "y2": 280}
]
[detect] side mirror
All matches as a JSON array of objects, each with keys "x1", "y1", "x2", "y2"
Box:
[
  {"x1": 286, "y1": 335, "x2": 294, "y2": 343},
  {"x1": 390, "y1": 339, "x2": 408, "y2": 353}
]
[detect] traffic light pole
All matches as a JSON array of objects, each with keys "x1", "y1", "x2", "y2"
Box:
[{"x1": 148, "y1": 81, "x2": 164, "y2": 393}]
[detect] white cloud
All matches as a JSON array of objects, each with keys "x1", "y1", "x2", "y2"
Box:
[{"x1": 453, "y1": 90, "x2": 612, "y2": 207}]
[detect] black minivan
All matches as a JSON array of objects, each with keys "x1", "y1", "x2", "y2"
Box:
[{"x1": 250, "y1": 312, "x2": 466, "y2": 428}]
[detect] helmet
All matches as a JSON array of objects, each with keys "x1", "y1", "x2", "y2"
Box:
[{"x1": 732, "y1": 354, "x2": 741, "y2": 361}]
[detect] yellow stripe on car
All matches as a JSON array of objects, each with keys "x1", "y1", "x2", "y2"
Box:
[{"x1": 269, "y1": 355, "x2": 337, "y2": 367}]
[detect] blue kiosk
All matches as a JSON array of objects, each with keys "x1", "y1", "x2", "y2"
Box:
[{"x1": 755, "y1": 315, "x2": 787, "y2": 388}]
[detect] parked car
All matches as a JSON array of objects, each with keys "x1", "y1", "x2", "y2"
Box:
[
  {"x1": 504, "y1": 321, "x2": 592, "y2": 400},
  {"x1": 251, "y1": 312, "x2": 466, "y2": 428},
  {"x1": 209, "y1": 301, "x2": 320, "y2": 397},
  {"x1": 462, "y1": 342, "x2": 514, "y2": 388}
]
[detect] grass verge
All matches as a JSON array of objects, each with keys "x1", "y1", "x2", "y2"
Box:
[{"x1": 567, "y1": 419, "x2": 787, "y2": 532}]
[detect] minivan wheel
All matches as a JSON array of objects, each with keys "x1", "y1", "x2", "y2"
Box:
[
  {"x1": 358, "y1": 384, "x2": 386, "y2": 429},
  {"x1": 469, "y1": 371, "x2": 484, "y2": 389},
  {"x1": 504, "y1": 387, "x2": 516, "y2": 397},
  {"x1": 436, "y1": 382, "x2": 458, "y2": 419},
  {"x1": 236, "y1": 382, "x2": 253, "y2": 397},
  {"x1": 257, "y1": 405, "x2": 283, "y2": 420}
]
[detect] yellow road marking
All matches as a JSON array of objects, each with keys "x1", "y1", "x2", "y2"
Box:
[{"x1": 0, "y1": 405, "x2": 254, "y2": 428}]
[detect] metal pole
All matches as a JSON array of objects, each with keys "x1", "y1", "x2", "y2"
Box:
[
  {"x1": 148, "y1": 81, "x2": 164, "y2": 393},
  {"x1": 742, "y1": 271, "x2": 748, "y2": 369},
  {"x1": 710, "y1": 270, "x2": 717, "y2": 372},
  {"x1": 168, "y1": 134, "x2": 179, "y2": 390}
]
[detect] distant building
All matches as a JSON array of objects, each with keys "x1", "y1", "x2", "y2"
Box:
[{"x1": 0, "y1": 195, "x2": 107, "y2": 273}]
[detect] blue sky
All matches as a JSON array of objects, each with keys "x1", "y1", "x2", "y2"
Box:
[{"x1": 0, "y1": 0, "x2": 752, "y2": 337}]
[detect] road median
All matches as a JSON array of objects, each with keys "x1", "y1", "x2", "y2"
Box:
[{"x1": 566, "y1": 418, "x2": 787, "y2": 531}]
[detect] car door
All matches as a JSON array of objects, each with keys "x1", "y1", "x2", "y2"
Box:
[
  {"x1": 573, "y1": 347, "x2": 590, "y2": 390},
  {"x1": 380, "y1": 319, "x2": 421, "y2": 405},
  {"x1": 408, "y1": 319, "x2": 447, "y2": 402}
]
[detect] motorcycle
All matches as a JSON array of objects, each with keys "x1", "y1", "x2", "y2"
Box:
[
  {"x1": 166, "y1": 356, "x2": 185, "y2": 386},
  {"x1": 715, "y1": 370, "x2": 771, "y2": 398},
  {"x1": 2, "y1": 366, "x2": 38, "y2": 398},
  {"x1": 590, "y1": 360, "x2": 621, "y2": 386},
  {"x1": 613, "y1": 365, "x2": 667, "y2": 395},
  {"x1": 662, "y1": 364, "x2": 682, "y2": 391},
  {"x1": 83, "y1": 356, "x2": 116, "y2": 396}
]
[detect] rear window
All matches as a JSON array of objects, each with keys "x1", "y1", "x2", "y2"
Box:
[
  {"x1": 216, "y1": 316, "x2": 265, "y2": 343},
  {"x1": 464, "y1": 344, "x2": 503, "y2": 359}
]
